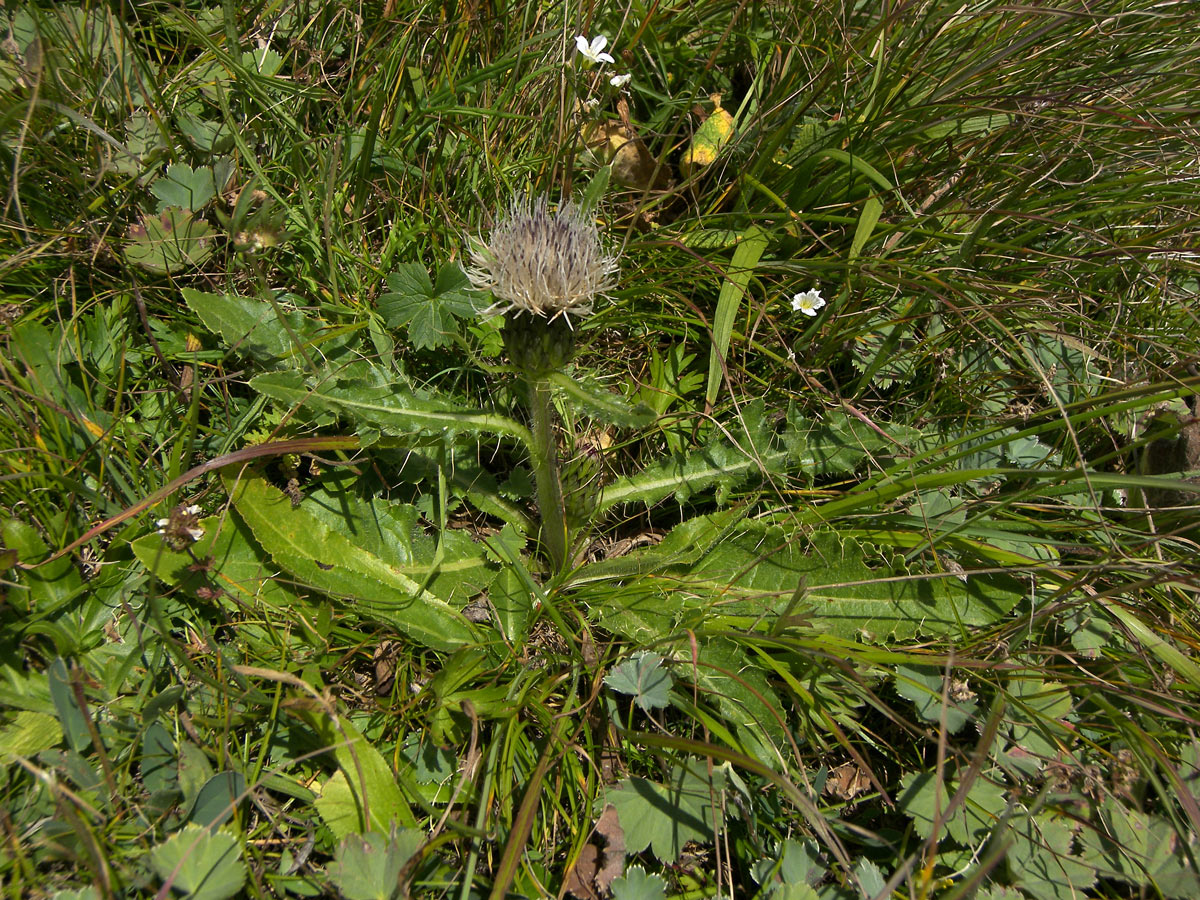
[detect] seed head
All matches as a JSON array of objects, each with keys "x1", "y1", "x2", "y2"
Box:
[{"x1": 466, "y1": 197, "x2": 618, "y2": 322}]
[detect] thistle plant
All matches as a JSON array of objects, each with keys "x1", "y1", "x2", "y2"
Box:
[{"x1": 466, "y1": 196, "x2": 618, "y2": 572}]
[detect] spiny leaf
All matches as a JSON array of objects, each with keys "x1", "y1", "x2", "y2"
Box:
[
  {"x1": 223, "y1": 469, "x2": 478, "y2": 652},
  {"x1": 599, "y1": 434, "x2": 786, "y2": 510},
  {"x1": 249, "y1": 369, "x2": 531, "y2": 446},
  {"x1": 547, "y1": 372, "x2": 655, "y2": 428}
]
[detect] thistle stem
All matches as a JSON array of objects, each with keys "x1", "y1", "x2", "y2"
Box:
[{"x1": 528, "y1": 377, "x2": 569, "y2": 573}]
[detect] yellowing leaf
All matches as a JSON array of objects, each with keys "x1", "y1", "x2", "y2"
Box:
[{"x1": 681, "y1": 94, "x2": 734, "y2": 178}]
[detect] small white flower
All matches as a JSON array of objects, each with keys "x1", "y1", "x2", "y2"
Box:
[
  {"x1": 575, "y1": 34, "x2": 615, "y2": 65},
  {"x1": 157, "y1": 504, "x2": 205, "y2": 545},
  {"x1": 609, "y1": 73, "x2": 632, "y2": 88},
  {"x1": 791, "y1": 288, "x2": 827, "y2": 317}
]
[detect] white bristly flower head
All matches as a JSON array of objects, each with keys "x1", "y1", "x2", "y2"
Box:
[
  {"x1": 466, "y1": 196, "x2": 619, "y2": 322},
  {"x1": 791, "y1": 288, "x2": 827, "y2": 317},
  {"x1": 575, "y1": 34, "x2": 615, "y2": 65}
]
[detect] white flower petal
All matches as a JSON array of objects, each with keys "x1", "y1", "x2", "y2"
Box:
[
  {"x1": 790, "y1": 288, "x2": 827, "y2": 316},
  {"x1": 609, "y1": 73, "x2": 632, "y2": 87},
  {"x1": 576, "y1": 34, "x2": 615, "y2": 64}
]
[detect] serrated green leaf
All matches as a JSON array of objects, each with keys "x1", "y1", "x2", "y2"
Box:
[
  {"x1": 150, "y1": 162, "x2": 229, "y2": 212},
  {"x1": 778, "y1": 838, "x2": 825, "y2": 886},
  {"x1": 605, "y1": 652, "x2": 672, "y2": 711},
  {"x1": 784, "y1": 409, "x2": 919, "y2": 477},
  {"x1": 299, "y1": 474, "x2": 494, "y2": 603},
  {"x1": 1078, "y1": 798, "x2": 1200, "y2": 897},
  {"x1": 679, "y1": 228, "x2": 743, "y2": 250},
  {"x1": 600, "y1": 439, "x2": 788, "y2": 510},
  {"x1": 400, "y1": 734, "x2": 457, "y2": 784},
  {"x1": 1007, "y1": 813, "x2": 1096, "y2": 900},
  {"x1": 1005, "y1": 435, "x2": 1052, "y2": 467},
  {"x1": 897, "y1": 771, "x2": 1007, "y2": 846},
  {"x1": 582, "y1": 517, "x2": 1022, "y2": 643},
  {"x1": 606, "y1": 765, "x2": 721, "y2": 862},
  {"x1": 895, "y1": 665, "x2": 977, "y2": 733},
  {"x1": 125, "y1": 208, "x2": 214, "y2": 273},
  {"x1": 752, "y1": 528, "x2": 1022, "y2": 641},
  {"x1": 150, "y1": 824, "x2": 246, "y2": 900},
  {"x1": 326, "y1": 828, "x2": 423, "y2": 900},
  {"x1": 379, "y1": 263, "x2": 480, "y2": 350},
  {"x1": 576, "y1": 509, "x2": 748, "y2": 582},
  {"x1": 224, "y1": 469, "x2": 478, "y2": 652},
  {"x1": 853, "y1": 859, "x2": 887, "y2": 897},
  {"x1": 1006, "y1": 678, "x2": 1074, "y2": 759},
  {"x1": 611, "y1": 866, "x2": 667, "y2": 900}
]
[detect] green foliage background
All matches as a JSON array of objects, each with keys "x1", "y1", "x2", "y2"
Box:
[{"x1": 1, "y1": 1, "x2": 1198, "y2": 899}]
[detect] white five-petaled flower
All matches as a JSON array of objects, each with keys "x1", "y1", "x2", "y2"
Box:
[
  {"x1": 791, "y1": 288, "x2": 827, "y2": 317},
  {"x1": 609, "y1": 73, "x2": 632, "y2": 88},
  {"x1": 465, "y1": 196, "x2": 619, "y2": 322},
  {"x1": 575, "y1": 34, "x2": 615, "y2": 65}
]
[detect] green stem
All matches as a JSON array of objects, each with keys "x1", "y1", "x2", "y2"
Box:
[{"x1": 529, "y1": 377, "x2": 568, "y2": 573}]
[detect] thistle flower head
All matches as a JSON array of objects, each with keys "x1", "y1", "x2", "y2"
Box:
[{"x1": 466, "y1": 196, "x2": 618, "y2": 322}]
